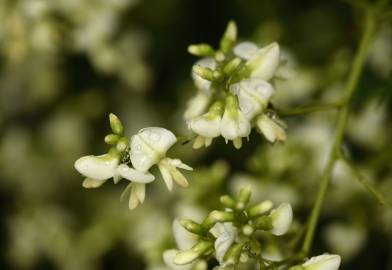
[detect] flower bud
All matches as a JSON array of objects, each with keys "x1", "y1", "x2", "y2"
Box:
[
  {"x1": 188, "y1": 43, "x2": 215, "y2": 57},
  {"x1": 223, "y1": 57, "x2": 242, "y2": 75},
  {"x1": 220, "y1": 195, "x2": 237, "y2": 208},
  {"x1": 202, "y1": 211, "x2": 235, "y2": 229},
  {"x1": 109, "y1": 113, "x2": 124, "y2": 135},
  {"x1": 116, "y1": 137, "x2": 129, "y2": 152},
  {"x1": 180, "y1": 219, "x2": 204, "y2": 235},
  {"x1": 248, "y1": 200, "x2": 273, "y2": 218},
  {"x1": 253, "y1": 216, "x2": 273, "y2": 231},
  {"x1": 223, "y1": 243, "x2": 244, "y2": 266},
  {"x1": 220, "y1": 21, "x2": 237, "y2": 53},
  {"x1": 236, "y1": 186, "x2": 252, "y2": 210},
  {"x1": 174, "y1": 240, "x2": 213, "y2": 265},
  {"x1": 104, "y1": 134, "x2": 120, "y2": 145},
  {"x1": 193, "y1": 65, "x2": 215, "y2": 81}
]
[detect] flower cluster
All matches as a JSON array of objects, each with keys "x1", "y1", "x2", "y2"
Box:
[
  {"x1": 185, "y1": 21, "x2": 287, "y2": 149},
  {"x1": 163, "y1": 187, "x2": 294, "y2": 269},
  {"x1": 74, "y1": 113, "x2": 192, "y2": 209}
]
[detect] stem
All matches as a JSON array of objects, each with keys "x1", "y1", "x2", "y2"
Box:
[
  {"x1": 276, "y1": 102, "x2": 340, "y2": 117},
  {"x1": 340, "y1": 152, "x2": 392, "y2": 207},
  {"x1": 300, "y1": 8, "x2": 377, "y2": 256}
]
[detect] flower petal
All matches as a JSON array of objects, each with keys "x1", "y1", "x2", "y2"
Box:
[
  {"x1": 82, "y1": 178, "x2": 107, "y2": 188},
  {"x1": 192, "y1": 57, "x2": 217, "y2": 93},
  {"x1": 158, "y1": 163, "x2": 174, "y2": 191},
  {"x1": 233, "y1": 42, "x2": 259, "y2": 60},
  {"x1": 116, "y1": 164, "x2": 155, "y2": 183},
  {"x1": 74, "y1": 154, "x2": 118, "y2": 181},
  {"x1": 303, "y1": 254, "x2": 341, "y2": 270},
  {"x1": 269, "y1": 203, "x2": 292, "y2": 236},
  {"x1": 247, "y1": 42, "x2": 280, "y2": 81},
  {"x1": 163, "y1": 249, "x2": 192, "y2": 270}
]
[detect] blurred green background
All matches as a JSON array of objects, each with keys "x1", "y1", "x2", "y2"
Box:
[{"x1": 0, "y1": 0, "x2": 391, "y2": 269}]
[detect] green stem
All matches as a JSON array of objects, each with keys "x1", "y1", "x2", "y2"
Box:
[{"x1": 300, "y1": 8, "x2": 377, "y2": 256}]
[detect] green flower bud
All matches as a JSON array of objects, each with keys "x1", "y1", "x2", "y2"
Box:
[
  {"x1": 223, "y1": 243, "x2": 244, "y2": 266},
  {"x1": 174, "y1": 240, "x2": 213, "y2": 265},
  {"x1": 253, "y1": 216, "x2": 273, "y2": 231},
  {"x1": 109, "y1": 113, "x2": 124, "y2": 135},
  {"x1": 223, "y1": 57, "x2": 242, "y2": 75},
  {"x1": 248, "y1": 200, "x2": 273, "y2": 218},
  {"x1": 202, "y1": 210, "x2": 235, "y2": 229},
  {"x1": 220, "y1": 20, "x2": 237, "y2": 53},
  {"x1": 192, "y1": 65, "x2": 215, "y2": 81},
  {"x1": 220, "y1": 195, "x2": 237, "y2": 208},
  {"x1": 236, "y1": 186, "x2": 252, "y2": 210},
  {"x1": 242, "y1": 224, "x2": 254, "y2": 236},
  {"x1": 104, "y1": 134, "x2": 120, "y2": 145},
  {"x1": 188, "y1": 43, "x2": 215, "y2": 57},
  {"x1": 116, "y1": 137, "x2": 129, "y2": 152},
  {"x1": 180, "y1": 219, "x2": 204, "y2": 235}
]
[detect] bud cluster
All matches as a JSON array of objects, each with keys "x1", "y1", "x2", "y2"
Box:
[
  {"x1": 74, "y1": 113, "x2": 192, "y2": 209},
  {"x1": 164, "y1": 186, "x2": 293, "y2": 269},
  {"x1": 185, "y1": 21, "x2": 287, "y2": 149}
]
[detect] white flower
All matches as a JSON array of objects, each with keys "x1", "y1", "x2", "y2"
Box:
[
  {"x1": 188, "y1": 101, "x2": 223, "y2": 149},
  {"x1": 184, "y1": 91, "x2": 211, "y2": 121},
  {"x1": 211, "y1": 223, "x2": 237, "y2": 264},
  {"x1": 192, "y1": 58, "x2": 217, "y2": 93},
  {"x1": 220, "y1": 94, "x2": 251, "y2": 149},
  {"x1": 301, "y1": 254, "x2": 341, "y2": 270},
  {"x1": 130, "y1": 127, "x2": 177, "y2": 172},
  {"x1": 238, "y1": 42, "x2": 280, "y2": 81},
  {"x1": 269, "y1": 203, "x2": 293, "y2": 236},
  {"x1": 230, "y1": 78, "x2": 275, "y2": 120},
  {"x1": 256, "y1": 114, "x2": 287, "y2": 143},
  {"x1": 130, "y1": 127, "x2": 193, "y2": 191}
]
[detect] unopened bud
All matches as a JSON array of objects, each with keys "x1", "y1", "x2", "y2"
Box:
[
  {"x1": 174, "y1": 240, "x2": 213, "y2": 265},
  {"x1": 253, "y1": 216, "x2": 273, "y2": 231},
  {"x1": 220, "y1": 21, "x2": 237, "y2": 53},
  {"x1": 109, "y1": 113, "x2": 124, "y2": 135},
  {"x1": 192, "y1": 65, "x2": 215, "y2": 81},
  {"x1": 242, "y1": 224, "x2": 254, "y2": 236},
  {"x1": 180, "y1": 219, "x2": 203, "y2": 235},
  {"x1": 220, "y1": 195, "x2": 236, "y2": 208},
  {"x1": 202, "y1": 210, "x2": 235, "y2": 229},
  {"x1": 116, "y1": 137, "x2": 129, "y2": 152},
  {"x1": 237, "y1": 186, "x2": 252, "y2": 210},
  {"x1": 248, "y1": 200, "x2": 273, "y2": 218},
  {"x1": 188, "y1": 43, "x2": 215, "y2": 57},
  {"x1": 223, "y1": 243, "x2": 243, "y2": 265},
  {"x1": 104, "y1": 134, "x2": 120, "y2": 145},
  {"x1": 223, "y1": 57, "x2": 242, "y2": 75}
]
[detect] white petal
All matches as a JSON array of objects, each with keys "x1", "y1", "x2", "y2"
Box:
[
  {"x1": 233, "y1": 42, "x2": 259, "y2": 60},
  {"x1": 163, "y1": 249, "x2": 192, "y2": 270},
  {"x1": 213, "y1": 223, "x2": 237, "y2": 264},
  {"x1": 134, "y1": 183, "x2": 146, "y2": 203},
  {"x1": 247, "y1": 42, "x2": 280, "y2": 81},
  {"x1": 256, "y1": 115, "x2": 286, "y2": 143},
  {"x1": 173, "y1": 219, "x2": 197, "y2": 250},
  {"x1": 184, "y1": 92, "x2": 211, "y2": 121},
  {"x1": 171, "y1": 168, "x2": 189, "y2": 188},
  {"x1": 269, "y1": 203, "x2": 293, "y2": 236},
  {"x1": 130, "y1": 127, "x2": 177, "y2": 172},
  {"x1": 158, "y1": 163, "x2": 174, "y2": 191},
  {"x1": 116, "y1": 164, "x2": 155, "y2": 183},
  {"x1": 74, "y1": 154, "x2": 118, "y2": 181},
  {"x1": 303, "y1": 254, "x2": 341, "y2": 270},
  {"x1": 220, "y1": 109, "x2": 251, "y2": 140},
  {"x1": 168, "y1": 158, "x2": 193, "y2": 171},
  {"x1": 82, "y1": 178, "x2": 107, "y2": 188},
  {"x1": 189, "y1": 114, "x2": 221, "y2": 138},
  {"x1": 192, "y1": 58, "x2": 217, "y2": 93}
]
